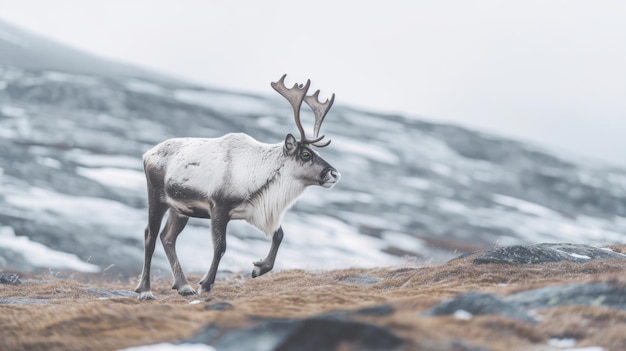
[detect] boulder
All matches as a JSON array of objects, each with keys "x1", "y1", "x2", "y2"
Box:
[
  {"x1": 425, "y1": 281, "x2": 626, "y2": 323},
  {"x1": 185, "y1": 315, "x2": 403, "y2": 351},
  {"x1": 472, "y1": 243, "x2": 626, "y2": 265}
]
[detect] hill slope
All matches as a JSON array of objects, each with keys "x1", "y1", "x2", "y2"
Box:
[
  {"x1": 0, "y1": 19, "x2": 625, "y2": 277},
  {"x1": 0, "y1": 18, "x2": 182, "y2": 85}
]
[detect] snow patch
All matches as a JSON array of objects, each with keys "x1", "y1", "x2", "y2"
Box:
[
  {"x1": 0, "y1": 226, "x2": 99, "y2": 272},
  {"x1": 382, "y1": 231, "x2": 426, "y2": 253},
  {"x1": 436, "y1": 198, "x2": 470, "y2": 215},
  {"x1": 549, "y1": 338, "x2": 577, "y2": 348},
  {"x1": 174, "y1": 213, "x2": 398, "y2": 274},
  {"x1": 400, "y1": 176, "x2": 432, "y2": 191},
  {"x1": 492, "y1": 194, "x2": 557, "y2": 218},
  {"x1": 125, "y1": 79, "x2": 170, "y2": 96},
  {"x1": 453, "y1": 309, "x2": 473, "y2": 320},
  {"x1": 68, "y1": 151, "x2": 143, "y2": 169},
  {"x1": 568, "y1": 253, "x2": 591, "y2": 260},
  {"x1": 174, "y1": 89, "x2": 272, "y2": 115},
  {"x1": 1, "y1": 105, "x2": 27, "y2": 118},
  {"x1": 333, "y1": 136, "x2": 399, "y2": 165},
  {"x1": 44, "y1": 71, "x2": 98, "y2": 85},
  {"x1": 36, "y1": 157, "x2": 62, "y2": 169},
  {"x1": 77, "y1": 167, "x2": 145, "y2": 190},
  {"x1": 4, "y1": 187, "x2": 145, "y2": 239}
]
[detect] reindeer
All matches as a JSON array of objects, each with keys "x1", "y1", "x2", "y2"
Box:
[{"x1": 134, "y1": 74, "x2": 341, "y2": 299}]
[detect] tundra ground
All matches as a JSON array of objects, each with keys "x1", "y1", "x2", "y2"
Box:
[{"x1": 2, "y1": 246, "x2": 626, "y2": 351}]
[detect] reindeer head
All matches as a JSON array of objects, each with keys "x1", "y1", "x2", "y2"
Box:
[{"x1": 272, "y1": 74, "x2": 340, "y2": 188}]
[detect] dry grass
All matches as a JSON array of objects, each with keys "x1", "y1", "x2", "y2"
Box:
[{"x1": 3, "y1": 248, "x2": 626, "y2": 351}]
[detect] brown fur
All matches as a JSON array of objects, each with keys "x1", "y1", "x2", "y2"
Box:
[{"x1": 3, "y1": 251, "x2": 626, "y2": 351}]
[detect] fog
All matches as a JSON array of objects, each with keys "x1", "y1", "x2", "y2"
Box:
[{"x1": 1, "y1": 0, "x2": 625, "y2": 166}]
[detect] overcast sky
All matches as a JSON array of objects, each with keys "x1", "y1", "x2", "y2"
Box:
[{"x1": 1, "y1": 0, "x2": 625, "y2": 167}]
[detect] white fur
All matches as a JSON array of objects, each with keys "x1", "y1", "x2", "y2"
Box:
[
  {"x1": 143, "y1": 133, "x2": 316, "y2": 236},
  {"x1": 237, "y1": 163, "x2": 307, "y2": 236}
]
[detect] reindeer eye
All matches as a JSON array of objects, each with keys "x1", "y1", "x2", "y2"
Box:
[{"x1": 301, "y1": 150, "x2": 311, "y2": 161}]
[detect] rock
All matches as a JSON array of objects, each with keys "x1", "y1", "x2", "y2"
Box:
[
  {"x1": 354, "y1": 304, "x2": 394, "y2": 316},
  {"x1": 204, "y1": 301, "x2": 233, "y2": 311},
  {"x1": 184, "y1": 324, "x2": 222, "y2": 345},
  {"x1": 424, "y1": 292, "x2": 536, "y2": 323},
  {"x1": 81, "y1": 287, "x2": 138, "y2": 299},
  {"x1": 472, "y1": 243, "x2": 626, "y2": 265},
  {"x1": 425, "y1": 282, "x2": 626, "y2": 324},
  {"x1": 504, "y1": 282, "x2": 626, "y2": 310},
  {"x1": 185, "y1": 316, "x2": 404, "y2": 351},
  {"x1": 0, "y1": 272, "x2": 21, "y2": 285},
  {"x1": 448, "y1": 340, "x2": 490, "y2": 351},
  {"x1": 313, "y1": 304, "x2": 395, "y2": 321}
]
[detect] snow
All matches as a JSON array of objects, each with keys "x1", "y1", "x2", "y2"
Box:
[
  {"x1": 67, "y1": 150, "x2": 143, "y2": 169},
  {"x1": 77, "y1": 167, "x2": 146, "y2": 190},
  {"x1": 3, "y1": 65, "x2": 626, "y2": 280},
  {"x1": 4, "y1": 186, "x2": 145, "y2": 239},
  {"x1": 492, "y1": 194, "x2": 558, "y2": 218},
  {"x1": 43, "y1": 71, "x2": 98, "y2": 85},
  {"x1": 382, "y1": 231, "x2": 426, "y2": 253},
  {"x1": 332, "y1": 136, "x2": 399, "y2": 165},
  {"x1": 152, "y1": 210, "x2": 399, "y2": 275},
  {"x1": 1, "y1": 105, "x2": 27, "y2": 118},
  {"x1": 279, "y1": 215, "x2": 398, "y2": 269},
  {"x1": 453, "y1": 309, "x2": 473, "y2": 320},
  {"x1": 118, "y1": 343, "x2": 215, "y2": 351},
  {"x1": 342, "y1": 111, "x2": 405, "y2": 133},
  {"x1": 36, "y1": 157, "x2": 62, "y2": 169},
  {"x1": 174, "y1": 89, "x2": 273, "y2": 115},
  {"x1": 321, "y1": 190, "x2": 375, "y2": 205},
  {"x1": 567, "y1": 253, "x2": 591, "y2": 260},
  {"x1": 549, "y1": 338, "x2": 577, "y2": 348},
  {"x1": 125, "y1": 79, "x2": 170, "y2": 96},
  {"x1": 453, "y1": 194, "x2": 626, "y2": 246},
  {"x1": 436, "y1": 198, "x2": 471, "y2": 216},
  {"x1": 0, "y1": 226, "x2": 99, "y2": 272},
  {"x1": 431, "y1": 163, "x2": 452, "y2": 176},
  {"x1": 174, "y1": 213, "x2": 399, "y2": 274},
  {"x1": 400, "y1": 176, "x2": 432, "y2": 191}
]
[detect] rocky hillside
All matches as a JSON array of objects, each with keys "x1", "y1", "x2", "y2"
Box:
[{"x1": 1, "y1": 18, "x2": 626, "y2": 278}]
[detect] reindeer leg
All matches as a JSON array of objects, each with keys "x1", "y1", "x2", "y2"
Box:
[
  {"x1": 252, "y1": 226, "x2": 284, "y2": 278},
  {"x1": 198, "y1": 209, "x2": 229, "y2": 294},
  {"x1": 135, "y1": 197, "x2": 168, "y2": 300},
  {"x1": 159, "y1": 209, "x2": 195, "y2": 296}
]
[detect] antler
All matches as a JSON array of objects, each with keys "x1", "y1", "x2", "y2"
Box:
[
  {"x1": 271, "y1": 74, "x2": 333, "y2": 147},
  {"x1": 304, "y1": 90, "x2": 335, "y2": 147}
]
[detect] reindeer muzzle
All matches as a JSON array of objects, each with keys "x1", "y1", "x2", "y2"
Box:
[{"x1": 321, "y1": 167, "x2": 341, "y2": 188}]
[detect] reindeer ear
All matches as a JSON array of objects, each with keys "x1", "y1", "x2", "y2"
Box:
[{"x1": 284, "y1": 134, "x2": 298, "y2": 156}]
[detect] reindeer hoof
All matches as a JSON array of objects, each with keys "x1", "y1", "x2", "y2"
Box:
[
  {"x1": 177, "y1": 285, "x2": 197, "y2": 296},
  {"x1": 252, "y1": 260, "x2": 273, "y2": 278},
  {"x1": 138, "y1": 291, "x2": 155, "y2": 300},
  {"x1": 198, "y1": 283, "x2": 213, "y2": 295}
]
